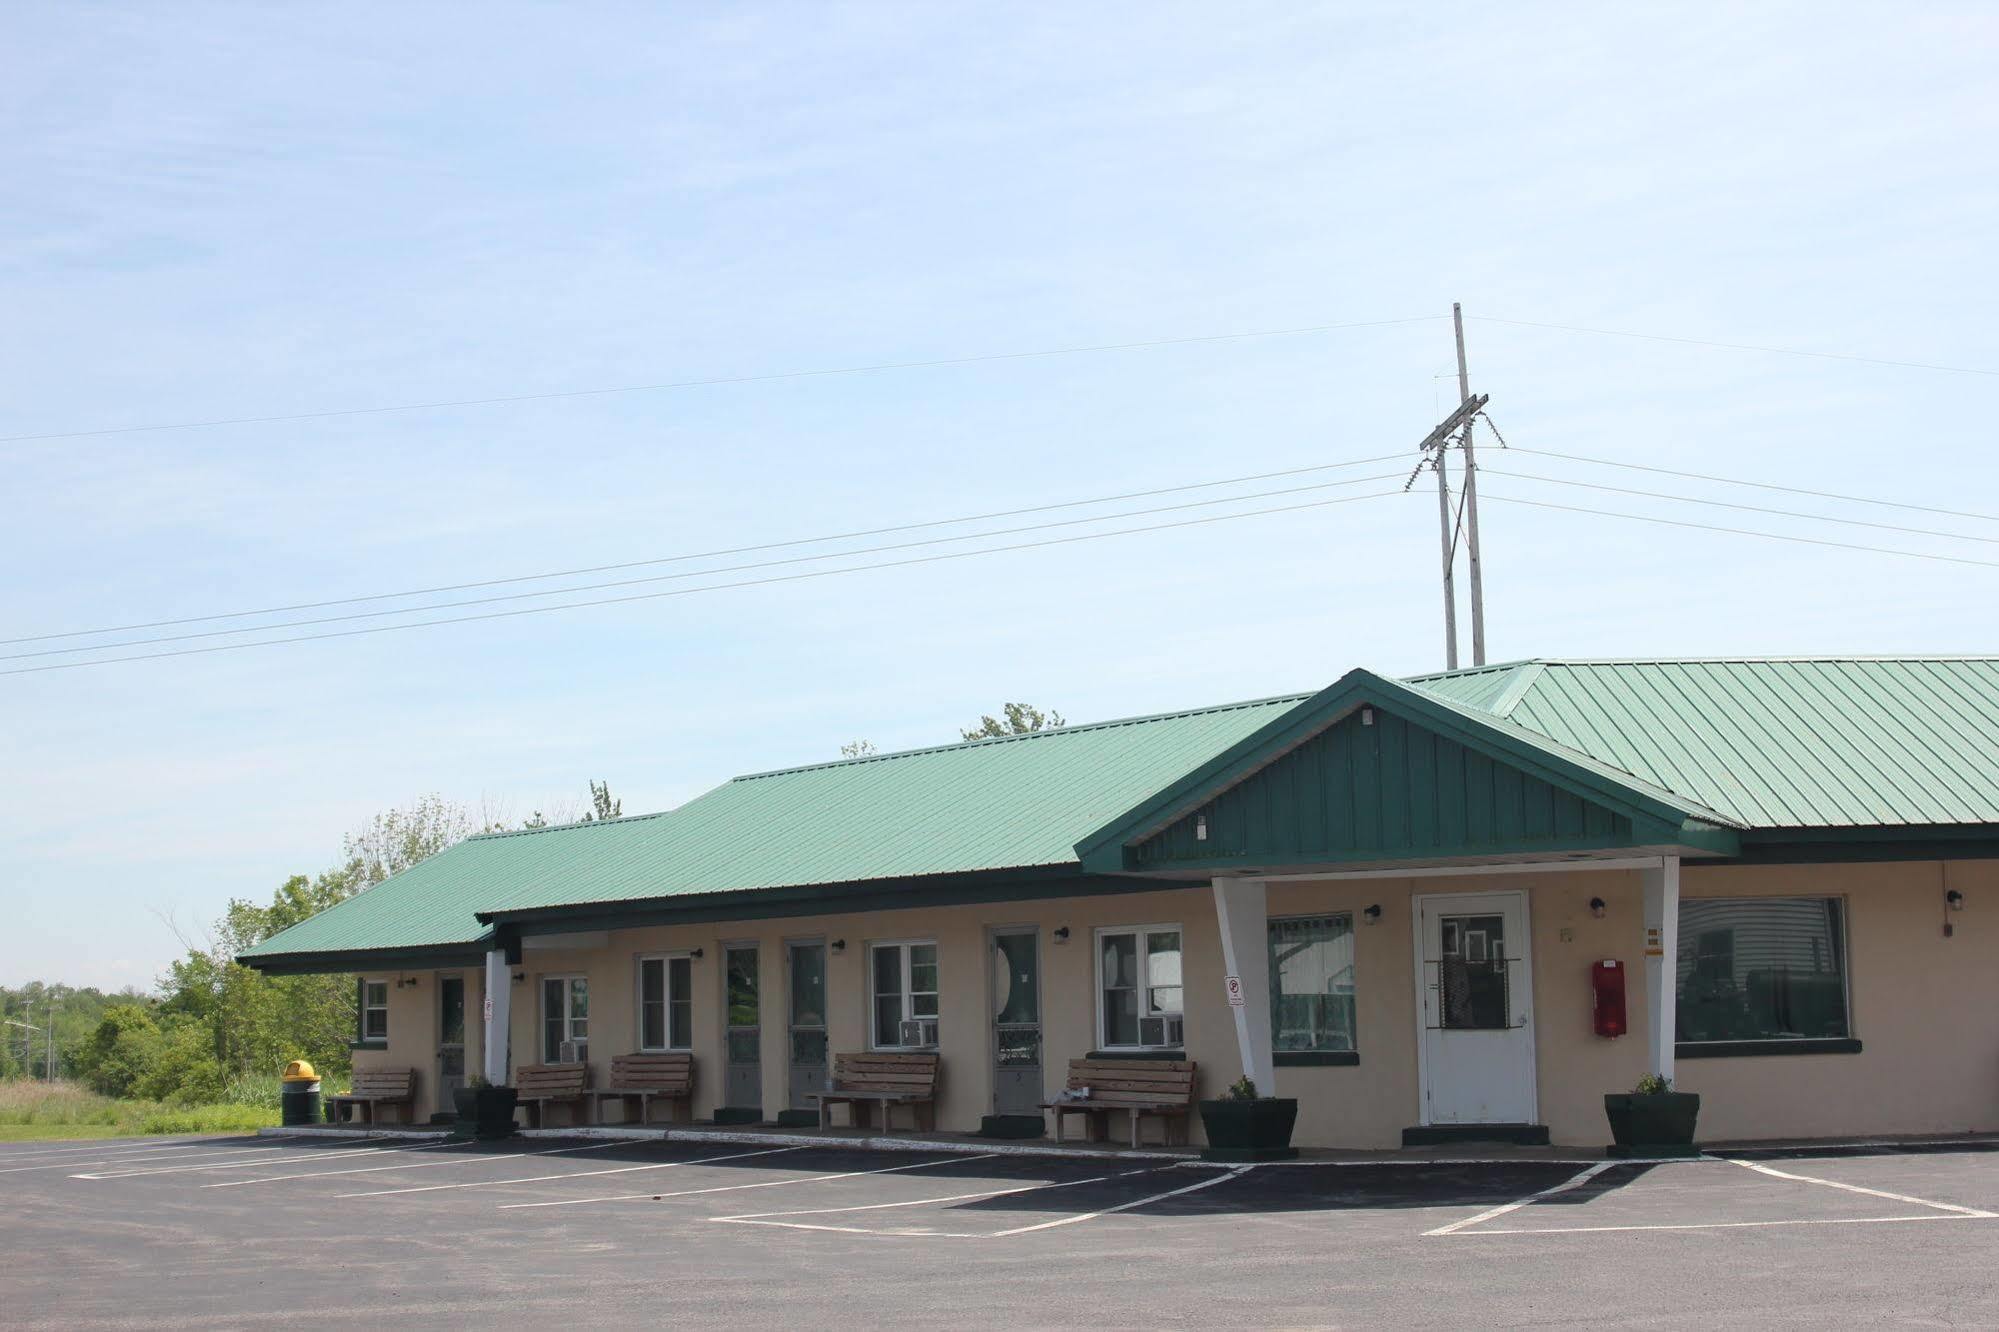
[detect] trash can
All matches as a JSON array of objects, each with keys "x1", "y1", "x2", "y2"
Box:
[{"x1": 280, "y1": 1059, "x2": 321, "y2": 1127}]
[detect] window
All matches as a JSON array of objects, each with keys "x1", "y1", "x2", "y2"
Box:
[
  {"x1": 871, "y1": 941, "x2": 940, "y2": 1048},
  {"x1": 1269, "y1": 914, "x2": 1355, "y2": 1053},
  {"x1": 637, "y1": 955, "x2": 694, "y2": 1051},
  {"x1": 1675, "y1": 897, "x2": 1850, "y2": 1044},
  {"x1": 541, "y1": 975, "x2": 589, "y2": 1063},
  {"x1": 1098, "y1": 927, "x2": 1182, "y2": 1049},
  {"x1": 359, "y1": 979, "x2": 389, "y2": 1043}
]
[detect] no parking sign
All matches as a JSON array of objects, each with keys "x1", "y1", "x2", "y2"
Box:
[{"x1": 1225, "y1": 975, "x2": 1246, "y2": 1007}]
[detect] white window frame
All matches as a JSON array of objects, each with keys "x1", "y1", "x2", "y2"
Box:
[
  {"x1": 1094, "y1": 924, "x2": 1184, "y2": 1051},
  {"x1": 868, "y1": 939, "x2": 940, "y2": 1050},
  {"x1": 359, "y1": 978, "x2": 389, "y2": 1043},
  {"x1": 540, "y1": 973, "x2": 589, "y2": 1063},
  {"x1": 635, "y1": 953, "x2": 695, "y2": 1053}
]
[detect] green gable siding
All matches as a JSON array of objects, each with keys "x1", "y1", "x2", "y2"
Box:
[{"x1": 1130, "y1": 707, "x2": 1637, "y2": 871}]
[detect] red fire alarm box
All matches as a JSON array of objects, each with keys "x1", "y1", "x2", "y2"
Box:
[{"x1": 1591, "y1": 959, "x2": 1627, "y2": 1038}]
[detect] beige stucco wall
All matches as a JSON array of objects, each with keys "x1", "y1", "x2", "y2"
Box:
[
  {"x1": 357, "y1": 858, "x2": 1999, "y2": 1146},
  {"x1": 346, "y1": 967, "x2": 484, "y2": 1121}
]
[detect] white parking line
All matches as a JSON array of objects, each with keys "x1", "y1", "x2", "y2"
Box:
[
  {"x1": 1466, "y1": 1214, "x2": 1992, "y2": 1236},
  {"x1": 337, "y1": 1145, "x2": 802, "y2": 1198},
  {"x1": 1424, "y1": 1161, "x2": 1620, "y2": 1237},
  {"x1": 75, "y1": 1141, "x2": 450, "y2": 1180},
  {"x1": 1728, "y1": 1158, "x2": 1999, "y2": 1217},
  {"x1": 0, "y1": 1138, "x2": 220, "y2": 1161},
  {"x1": 991, "y1": 1166, "x2": 1246, "y2": 1236},
  {"x1": 2, "y1": 1144, "x2": 298, "y2": 1177},
  {"x1": 715, "y1": 1165, "x2": 1173, "y2": 1236},
  {"x1": 497, "y1": 1152, "x2": 997, "y2": 1210},
  {"x1": 0, "y1": 1143, "x2": 238, "y2": 1170},
  {"x1": 204, "y1": 1140, "x2": 629, "y2": 1188}
]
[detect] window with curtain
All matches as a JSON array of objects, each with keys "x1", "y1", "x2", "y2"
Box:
[
  {"x1": 638, "y1": 955, "x2": 694, "y2": 1051},
  {"x1": 1098, "y1": 927, "x2": 1183, "y2": 1049},
  {"x1": 1269, "y1": 914, "x2": 1356, "y2": 1052},
  {"x1": 1675, "y1": 897, "x2": 1850, "y2": 1043}
]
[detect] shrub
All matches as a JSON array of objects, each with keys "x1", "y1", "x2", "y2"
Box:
[{"x1": 73, "y1": 1004, "x2": 164, "y2": 1099}]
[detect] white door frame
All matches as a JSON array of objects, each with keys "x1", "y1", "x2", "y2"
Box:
[{"x1": 1411, "y1": 888, "x2": 1538, "y2": 1127}]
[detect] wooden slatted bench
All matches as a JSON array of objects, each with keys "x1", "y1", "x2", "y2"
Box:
[
  {"x1": 1043, "y1": 1058, "x2": 1198, "y2": 1148},
  {"x1": 514, "y1": 1062, "x2": 591, "y2": 1129},
  {"x1": 593, "y1": 1052, "x2": 696, "y2": 1126},
  {"x1": 327, "y1": 1068, "x2": 418, "y2": 1125},
  {"x1": 809, "y1": 1051, "x2": 940, "y2": 1132}
]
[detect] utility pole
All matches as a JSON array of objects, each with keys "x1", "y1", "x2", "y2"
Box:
[
  {"x1": 1432, "y1": 429, "x2": 1459, "y2": 671},
  {"x1": 1454, "y1": 303, "x2": 1488, "y2": 667}
]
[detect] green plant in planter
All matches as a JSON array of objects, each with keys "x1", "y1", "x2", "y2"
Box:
[
  {"x1": 465, "y1": 1074, "x2": 492, "y2": 1091},
  {"x1": 1224, "y1": 1075, "x2": 1260, "y2": 1101},
  {"x1": 1632, "y1": 1072, "x2": 1671, "y2": 1096},
  {"x1": 1604, "y1": 1071, "x2": 1700, "y2": 1158}
]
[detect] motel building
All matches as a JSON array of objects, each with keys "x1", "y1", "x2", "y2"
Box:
[{"x1": 241, "y1": 658, "x2": 1999, "y2": 1150}]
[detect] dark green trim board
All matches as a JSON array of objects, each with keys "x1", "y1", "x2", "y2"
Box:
[
  {"x1": 1078, "y1": 670, "x2": 1741, "y2": 876},
  {"x1": 1273, "y1": 1051, "x2": 1360, "y2": 1067},
  {"x1": 1085, "y1": 1049, "x2": 1187, "y2": 1061},
  {"x1": 1401, "y1": 1123, "x2": 1550, "y2": 1147},
  {"x1": 244, "y1": 945, "x2": 491, "y2": 977},
  {"x1": 1677, "y1": 1038, "x2": 1863, "y2": 1058},
  {"x1": 347, "y1": 1041, "x2": 388, "y2": 1053}
]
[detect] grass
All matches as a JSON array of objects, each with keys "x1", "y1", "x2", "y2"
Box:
[{"x1": 0, "y1": 1079, "x2": 279, "y2": 1141}]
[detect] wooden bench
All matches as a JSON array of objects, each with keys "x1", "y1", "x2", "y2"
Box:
[
  {"x1": 1042, "y1": 1058, "x2": 1198, "y2": 1148},
  {"x1": 593, "y1": 1052, "x2": 696, "y2": 1126},
  {"x1": 809, "y1": 1052, "x2": 940, "y2": 1132},
  {"x1": 514, "y1": 1062, "x2": 591, "y2": 1128},
  {"x1": 327, "y1": 1068, "x2": 418, "y2": 1125}
]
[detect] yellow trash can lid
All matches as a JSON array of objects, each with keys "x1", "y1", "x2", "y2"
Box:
[{"x1": 281, "y1": 1060, "x2": 318, "y2": 1083}]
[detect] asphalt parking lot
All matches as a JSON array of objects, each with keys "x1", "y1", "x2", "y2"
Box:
[{"x1": 4, "y1": 1132, "x2": 1998, "y2": 1328}]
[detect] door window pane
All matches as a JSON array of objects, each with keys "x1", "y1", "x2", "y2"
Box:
[
  {"x1": 1269, "y1": 915, "x2": 1356, "y2": 1052},
  {"x1": 542, "y1": 978, "x2": 564, "y2": 1061},
  {"x1": 439, "y1": 977, "x2": 465, "y2": 1047},
  {"x1": 1676, "y1": 897, "x2": 1849, "y2": 1041},
  {"x1": 1438, "y1": 913, "x2": 1509, "y2": 1030},
  {"x1": 789, "y1": 944, "x2": 825, "y2": 1029},
  {"x1": 994, "y1": 933, "x2": 1039, "y2": 1026},
  {"x1": 726, "y1": 947, "x2": 759, "y2": 1029}
]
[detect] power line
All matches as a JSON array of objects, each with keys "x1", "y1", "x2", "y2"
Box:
[
  {"x1": 1480, "y1": 468, "x2": 1999, "y2": 546},
  {"x1": 0, "y1": 490, "x2": 1408, "y2": 677},
  {"x1": 0, "y1": 471, "x2": 1407, "y2": 661},
  {"x1": 2, "y1": 452, "x2": 1407, "y2": 646},
  {"x1": 1470, "y1": 316, "x2": 1998, "y2": 378},
  {"x1": 0, "y1": 317, "x2": 1442, "y2": 445},
  {"x1": 1481, "y1": 492, "x2": 1999, "y2": 571},
  {"x1": 1506, "y1": 446, "x2": 1999, "y2": 524}
]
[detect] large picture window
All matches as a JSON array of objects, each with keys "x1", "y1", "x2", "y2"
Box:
[
  {"x1": 871, "y1": 941, "x2": 939, "y2": 1048},
  {"x1": 359, "y1": 979, "x2": 389, "y2": 1043},
  {"x1": 1675, "y1": 897, "x2": 1850, "y2": 1044},
  {"x1": 638, "y1": 955, "x2": 693, "y2": 1051},
  {"x1": 1098, "y1": 926, "x2": 1182, "y2": 1049},
  {"x1": 1269, "y1": 914, "x2": 1356, "y2": 1053},
  {"x1": 541, "y1": 975, "x2": 589, "y2": 1063}
]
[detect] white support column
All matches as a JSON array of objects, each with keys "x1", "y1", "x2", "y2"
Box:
[
  {"x1": 1212, "y1": 878, "x2": 1273, "y2": 1095},
  {"x1": 1640, "y1": 856, "x2": 1681, "y2": 1082},
  {"x1": 482, "y1": 948, "x2": 512, "y2": 1086}
]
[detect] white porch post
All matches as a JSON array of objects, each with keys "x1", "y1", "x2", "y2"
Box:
[
  {"x1": 482, "y1": 948, "x2": 512, "y2": 1086},
  {"x1": 1640, "y1": 856, "x2": 1681, "y2": 1082},
  {"x1": 1212, "y1": 878, "x2": 1273, "y2": 1094}
]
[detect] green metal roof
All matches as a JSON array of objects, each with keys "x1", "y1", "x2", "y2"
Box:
[
  {"x1": 240, "y1": 693, "x2": 1307, "y2": 962},
  {"x1": 241, "y1": 656, "x2": 1999, "y2": 968},
  {"x1": 1407, "y1": 657, "x2": 1999, "y2": 828}
]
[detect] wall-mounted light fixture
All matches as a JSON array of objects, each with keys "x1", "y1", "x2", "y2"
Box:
[
  {"x1": 1589, "y1": 897, "x2": 1607, "y2": 919},
  {"x1": 1947, "y1": 889, "x2": 1965, "y2": 911},
  {"x1": 1053, "y1": 926, "x2": 1071, "y2": 943},
  {"x1": 396, "y1": 976, "x2": 420, "y2": 989},
  {"x1": 830, "y1": 939, "x2": 846, "y2": 954},
  {"x1": 511, "y1": 971, "x2": 526, "y2": 984},
  {"x1": 689, "y1": 947, "x2": 705, "y2": 960},
  {"x1": 1362, "y1": 904, "x2": 1382, "y2": 925}
]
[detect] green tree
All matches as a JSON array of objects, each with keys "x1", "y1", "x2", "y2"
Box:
[
  {"x1": 73, "y1": 1004, "x2": 164, "y2": 1098},
  {"x1": 582, "y1": 780, "x2": 621, "y2": 822},
  {"x1": 839, "y1": 740, "x2": 877, "y2": 758},
  {"x1": 960, "y1": 702, "x2": 1066, "y2": 742}
]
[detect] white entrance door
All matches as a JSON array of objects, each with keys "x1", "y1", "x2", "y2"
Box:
[{"x1": 1415, "y1": 891, "x2": 1537, "y2": 1125}]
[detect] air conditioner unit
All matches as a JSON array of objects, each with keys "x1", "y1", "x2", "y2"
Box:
[
  {"x1": 897, "y1": 1018, "x2": 939, "y2": 1048},
  {"x1": 558, "y1": 1040, "x2": 587, "y2": 1064}
]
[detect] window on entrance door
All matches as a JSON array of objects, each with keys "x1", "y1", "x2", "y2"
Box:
[
  {"x1": 637, "y1": 955, "x2": 693, "y2": 1051},
  {"x1": 1097, "y1": 927, "x2": 1182, "y2": 1049},
  {"x1": 541, "y1": 976, "x2": 588, "y2": 1063},
  {"x1": 871, "y1": 941, "x2": 939, "y2": 1049},
  {"x1": 1438, "y1": 913, "x2": 1510, "y2": 1029}
]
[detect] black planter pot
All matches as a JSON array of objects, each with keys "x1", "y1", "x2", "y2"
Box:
[
  {"x1": 1199, "y1": 1097, "x2": 1299, "y2": 1162},
  {"x1": 1603, "y1": 1091, "x2": 1701, "y2": 1158},
  {"x1": 452, "y1": 1085, "x2": 519, "y2": 1140}
]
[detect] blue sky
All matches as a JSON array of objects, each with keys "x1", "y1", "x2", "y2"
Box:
[{"x1": 3, "y1": 3, "x2": 1995, "y2": 989}]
